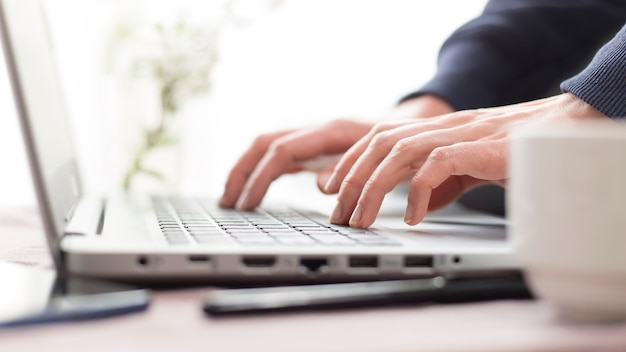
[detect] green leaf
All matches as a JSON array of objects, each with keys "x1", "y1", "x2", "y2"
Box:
[{"x1": 140, "y1": 168, "x2": 165, "y2": 181}]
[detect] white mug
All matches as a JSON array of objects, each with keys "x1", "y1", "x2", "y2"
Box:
[{"x1": 509, "y1": 120, "x2": 626, "y2": 323}]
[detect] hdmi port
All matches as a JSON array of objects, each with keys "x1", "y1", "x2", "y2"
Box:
[
  {"x1": 242, "y1": 256, "x2": 276, "y2": 268},
  {"x1": 349, "y1": 256, "x2": 378, "y2": 268}
]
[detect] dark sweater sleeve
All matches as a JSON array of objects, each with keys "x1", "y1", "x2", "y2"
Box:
[
  {"x1": 560, "y1": 25, "x2": 626, "y2": 118},
  {"x1": 400, "y1": 0, "x2": 626, "y2": 110}
]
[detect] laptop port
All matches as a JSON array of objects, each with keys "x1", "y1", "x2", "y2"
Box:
[
  {"x1": 137, "y1": 255, "x2": 150, "y2": 267},
  {"x1": 241, "y1": 256, "x2": 276, "y2": 268},
  {"x1": 404, "y1": 255, "x2": 433, "y2": 268},
  {"x1": 348, "y1": 256, "x2": 378, "y2": 268},
  {"x1": 299, "y1": 258, "x2": 328, "y2": 273},
  {"x1": 188, "y1": 255, "x2": 211, "y2": 264}
]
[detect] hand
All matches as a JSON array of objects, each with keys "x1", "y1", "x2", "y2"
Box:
[
  {"x1": 219, "y1": 95, "x2": 453, "y2": 210},
  {"x1": 219, "y1": 119, "x2": 374, "y2": 209},
  {"x1": 324, "y1": 93, "x2": 610, "y2": 228}
]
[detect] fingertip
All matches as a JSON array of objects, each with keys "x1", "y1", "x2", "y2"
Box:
[
  {"x1": 405, "y1": 206, "x2": 427, "y2": 226},
  {"x1": 404, "y1": 217, "x2": 419, "y2": 226},
  {"x1": 330, "y1": 200, "x2": 345, "y2": 224},
  {"x1": 317, "y1": 172, "x2": 334, "y2": 194},
  {"x1": 218, "y1": 198, "x2": 232, "y2": 209},
  {"x1": 406, "y1": 205, "x2": 429, "y2": 225},
  {"x1": 218, "y1": 191, "x2": 234, "y2": 208},
  {"x1": 404, "y1": 203, "x2": 415, "y2": 225},
  {"x1": 235, "y1": 198, "x2": 253, "y2": 211},
  {"x1": 323, "y1": 173, "x2": 340, "y2": 194},
  {"x1": 220, "y1": 176, "x2": 246, "y2": 209}
]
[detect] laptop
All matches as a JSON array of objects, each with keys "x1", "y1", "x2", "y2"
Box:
[{"x1": 0, "y1": 0, "x2": 517, "y2": 284}]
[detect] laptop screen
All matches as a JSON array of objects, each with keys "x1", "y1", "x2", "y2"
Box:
[{"x1": 0, "y1": 0, "x2": 82, "y2": 263}]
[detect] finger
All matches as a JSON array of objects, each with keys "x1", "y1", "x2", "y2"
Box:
[
  {"x1": 285, "y1": 154, "x2": 342, "y2": 175},
  {"x1": 335, "y1": 121, "x2": 487, "y2": 226},
  {"x1": 325, "y1": 110, "x2": 483, "y2": 197},
  {"x1": 404, "y1": 139, "x2": 508, "y2": 225},
  {"x1": 329, "y1": 123, "x2": 443, "y2": 225},
  {"x1": 236, "y1": 120, "x2": 371, "y2": 209},
  {"x1": 345, "y1": 128, "x2": 476, "y2": 228},
  {"x1": 317, "y1": 162, "x2": 338, "y2": 193},
  {"x1": 219, "y1": 130, "x2": 294, "y2": 208},
  {"x1": 324, "y1": 120, "x2": 412, "y2": 194}
]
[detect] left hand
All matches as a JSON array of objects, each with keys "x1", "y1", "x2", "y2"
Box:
[{"x1": 323, "y1": 93, "x2": 611, "y2": 228}]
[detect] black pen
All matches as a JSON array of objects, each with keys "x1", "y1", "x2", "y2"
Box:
[{"x1": 203, "y1": 274, "x2": 533, "y2": 316}]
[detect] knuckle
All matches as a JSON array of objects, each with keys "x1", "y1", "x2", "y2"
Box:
[
  {"x1": 409, "y1": 173, "x2": 431, "y2": 190},
  {"x1": 410, "y1": 173, "x2": 426, "y2": 189},
  {"x1": 428, "y1": 146, "x2": 454, "y2": 162},
  {"x1": 444, "y1": 111, "x2": 475, "y2": 124},
  {"x1": 340, "y1": 176, "x2": 364, "y2": 192},
  {"x1": 371, "y1": 121, "x2": 394, "y2": 133},
  {"x1": 427, "y1": 145, "x2": 459, "y2": 176},
  {"x1": 369, "y1": 132, "x2": 396, "y2": 150},
  {"x1": 364, "y1": 178, "x2": 390, "y2": 197},
  {"x1": 466, "y1": 120, "x2": 496, "y2": 135},
  {"x1": 267, "y1": 138, "x2": 291, "y2": 158},
  {"x1": 391, "y1": 137, "x2": 415, "y2": 155}
]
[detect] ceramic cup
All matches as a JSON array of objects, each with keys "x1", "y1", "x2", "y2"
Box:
[{"x1": 509, "y1": 120, "x2": 626, "y2": 323}]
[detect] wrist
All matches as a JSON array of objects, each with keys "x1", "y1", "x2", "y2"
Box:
[
  {"x1": 392, "y1": 94, "x2": 455, "y2": 119},
  {"x1": 560, "y1": 93, "x2": 608, "y2": 120}
]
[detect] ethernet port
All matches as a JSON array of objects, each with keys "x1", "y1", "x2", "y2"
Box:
[{"x1": 299, "y1": 258, "x2": 329, "y2": 274}]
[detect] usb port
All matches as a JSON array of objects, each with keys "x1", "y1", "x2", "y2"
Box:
[
  {"x1": 348, "y1": 256, "x2": 378, "y2": 268},
  {"x1": 404, "y1": 255, "x2": 433, "y2": 268}
]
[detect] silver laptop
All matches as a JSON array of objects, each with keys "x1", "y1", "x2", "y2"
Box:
[{"x1": 0, "y1": 0, "x2": 517, "y2": 284}]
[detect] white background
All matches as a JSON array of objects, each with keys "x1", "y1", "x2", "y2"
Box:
[{"x1": 0, "y1": 0, "x2": 486, "y2": 206}]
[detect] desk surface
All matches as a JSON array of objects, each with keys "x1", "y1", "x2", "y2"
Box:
[{"x1": 2, "y1": 206, "x2": 626, "y2": 352}]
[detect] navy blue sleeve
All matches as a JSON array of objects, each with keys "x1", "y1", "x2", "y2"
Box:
[
  {"x1": 561, "y1": 24, "x2": 626, "y2": 118},
  {"x1": 400, "y1": 0, "x2": 626, "y2": 110}
]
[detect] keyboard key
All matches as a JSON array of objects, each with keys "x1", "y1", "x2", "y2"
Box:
[
  {"x1": 154, "y1": 197, "x2": 373, "y2": 248},
  {"x1": 188, "y1": 230, "x2": 225, "y2": 236}
]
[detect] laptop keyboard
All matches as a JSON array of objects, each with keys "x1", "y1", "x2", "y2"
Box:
[{"x1": 152, "y1": 196, "x2": 402, "y2": 247}]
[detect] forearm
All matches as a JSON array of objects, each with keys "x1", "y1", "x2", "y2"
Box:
[{"x1": 401, "y1": 0, "x2": 626, "y2": 111}]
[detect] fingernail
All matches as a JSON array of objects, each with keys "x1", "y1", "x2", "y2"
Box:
[
  {"x1": 330, "y1": 200, "x2": 344, "y2": 223},
  {"x1": 324, "y1": 173, "x2": 339, "y2": 192},
  {"x1": 235, "y1": 192, "x2": 251, "y2": 210},
  {"x1": 349, "y1": 204, "x2": 363, "y2": 227},
  {"x1": 404, "y1": 203, "x2": 414, "y2": 224}
]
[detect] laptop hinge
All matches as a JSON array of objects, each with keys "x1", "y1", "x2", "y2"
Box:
[{"x1": 64, "y1": 197, "x2": 105, "y2": 236}]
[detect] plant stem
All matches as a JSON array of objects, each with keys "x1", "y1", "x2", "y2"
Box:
[{"x1": 122, "y1": 80, "x2": 177, "y2": 190}]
